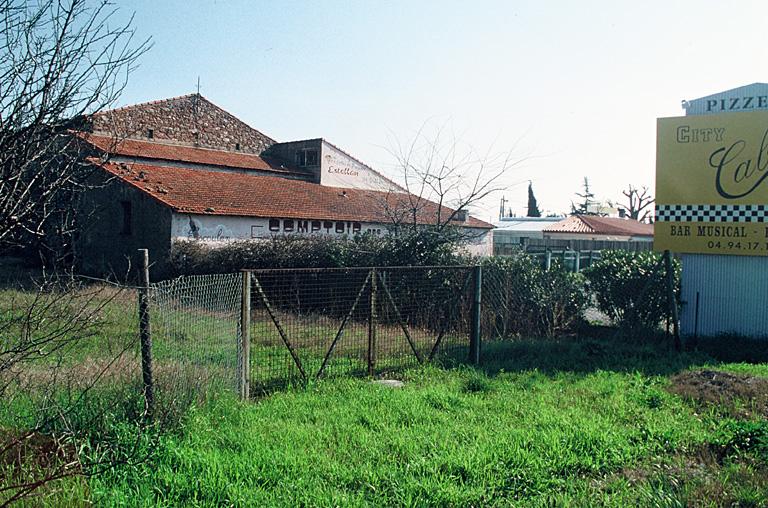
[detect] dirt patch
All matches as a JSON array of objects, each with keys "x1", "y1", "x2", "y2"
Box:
[
  {"x1": 604, "y1": 447, "x2": 768, "y2": 506},
  {"x1": 667, "y1": 369, "x2": 768, "y2": 419},
  {"x1": 1, "y1": 429, "x2": 80, "y2": 478}
]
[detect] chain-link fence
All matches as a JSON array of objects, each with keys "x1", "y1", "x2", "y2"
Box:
[
  {"x1": 149, "y1": 273, "x2": 242, "y2": 405},
  {"x1": 141, "y1": 256, "x2": 678, "y2": 403},
  {"x1": 143, "y1": 266, "x2": 478, "y2": 400},
  {"x1": 242, "y1": 266, "x2": 475, "y2": 394}
]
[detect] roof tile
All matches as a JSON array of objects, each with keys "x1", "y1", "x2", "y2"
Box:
[
  {"x1": 84, "y1": 134, "x2": 307, "y2": 175},
  {"x1": 544, "y1": 215, "x2": 653, "y2": 236},
  {"x1": 99, "y1": 161, "x2": 493, "y2": 229}
]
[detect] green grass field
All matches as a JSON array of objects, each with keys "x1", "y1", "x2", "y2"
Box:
[
  {"x1": 3, "y1": 283, "x2": 768, "y2": 507},
  {"x1": 87, "y1": 338, "x2": 768, "y2": 507}
]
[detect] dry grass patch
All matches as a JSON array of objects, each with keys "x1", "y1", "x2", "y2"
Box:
[{"x1": 667, "y1": 369, "x2": 768, "y2": 419}]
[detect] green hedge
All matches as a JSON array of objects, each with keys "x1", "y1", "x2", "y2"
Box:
[
  {"x1": 583, "y1": 250, "x2": 680, "y2": 331},
  {"x1": 169, "y1": 229, "x2": 467, "y2": 275},
  {"x1": 481, "y1": 254, "x2": 588, "y2": 338}
]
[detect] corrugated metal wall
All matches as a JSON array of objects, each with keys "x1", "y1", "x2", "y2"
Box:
[
  {"x1": 683, "y1": 83, "x2": 768, "y2": 115},
  {"x1": 680, "y1": 254, "x2": 768, "y2": 337},
  {"x1": 678, "y1": 84, "x2": 768, "y2": 338}
]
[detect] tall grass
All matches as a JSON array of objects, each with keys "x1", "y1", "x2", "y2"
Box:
[{"x1": 86, "y1": 337, "x2": 768, "y2": 507}]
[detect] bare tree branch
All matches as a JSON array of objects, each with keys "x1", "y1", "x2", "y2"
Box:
[
  {"x1": 620, "y1": 184, "x2": 654, "y2": 223},
  {"x1": 383, "y1": 121, "x2": 527, "y2": 241},
  {"x1": 0, "y1": 0, "x2": 151, "y2": 266}
]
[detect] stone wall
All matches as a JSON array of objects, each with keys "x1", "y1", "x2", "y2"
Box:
[
  {"x1": 77, "y1": 174, "x2": 174, "y2": 280},
  {"x1": 90, "y1": 94, "x2": 275, "y2": 154}
]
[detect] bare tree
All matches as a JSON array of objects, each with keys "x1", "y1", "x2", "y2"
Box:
[
  {"x1": 620, "y1": 184, "x2": 654, "y2": 223},
  {"x1": 383, "y1": 122, "x2": 525, "y2": 244},
  {"x1": 0, "y1": 274, "x2": 152, "y2": 505},
  {"x1": 0, "y1": 0, "x2": 150, "y2": 265}
]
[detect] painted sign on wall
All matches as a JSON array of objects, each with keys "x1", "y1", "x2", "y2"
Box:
[
  {"x1": 320, "y1": 142, "x2": 397, "y2": 191},
  {"x1": 655, "y1": 109, "x2": 768, "y2": 255}
]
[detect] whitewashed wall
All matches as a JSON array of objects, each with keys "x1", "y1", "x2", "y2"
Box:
[
  {"x1": 171, "y1": 214, "x2": 384, "y2": 241},
  {"x1": 320, "y1": 141, "x2": 397, "y2": 191},
  {"x1": 170, "y1": 213, "x2": 493, "y2": 255}
]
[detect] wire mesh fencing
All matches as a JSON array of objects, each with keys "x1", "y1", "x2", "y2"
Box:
[
  {"x1": 242, "y1": 266, "x2": 476, "y2": 393},
  {"x1": 143, "y1": 266, "x2": 479, "y2": 400},
  {"x1": 480, "y1": 258, "x2": 588, "y2": 340},
  {"x1": 149, "y1": 273, "x2": 242, "y2": 406}
]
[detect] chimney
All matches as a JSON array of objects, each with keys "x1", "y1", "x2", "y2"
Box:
[{"x1": 618, "y1": 208, "x2": 626, "y2": 219}]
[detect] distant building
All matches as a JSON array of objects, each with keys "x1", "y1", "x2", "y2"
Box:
[
  {"x1": 543, "y1": 215, "x2": 654, "y2": 242},
  {"x1": 493, "y1": 215, "x2": 653, "y2": 255},
  {"x1": 492, "y1": 216, "x2": 564, "y2": 254},
  {"x1": 75, "y1": 94, "x2": 493, "y2": 278}
]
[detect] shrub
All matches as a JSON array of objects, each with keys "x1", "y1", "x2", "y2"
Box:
[
  {"x1": 169, "y1": 229, "x2": 469, "y2": 276},
  {"x1": 481, "y1": 254, "x2": 588, "y2": 338},
  {"x1": 583, "y1": 250, "x2": 680, "y2": 331}
]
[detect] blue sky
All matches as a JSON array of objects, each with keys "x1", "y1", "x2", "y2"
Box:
[{"x1": 113, "y1": 0, "x2": 768, "y2": 221}]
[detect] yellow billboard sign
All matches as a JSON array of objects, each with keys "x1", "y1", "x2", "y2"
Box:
[{"x1": 655, "y1": 110, "x2": 768, "y2": 255}]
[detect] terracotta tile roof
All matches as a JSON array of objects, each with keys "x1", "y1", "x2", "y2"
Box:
[
  {"x1": 83, "y1": 134, "x2": 308, "y2": 175},
  {"x1": 544, "y1": 215, "x2": 654, "y2": 236},
  {"x1": 99, "y1": 161, "x2": 493, "y2": 229}
]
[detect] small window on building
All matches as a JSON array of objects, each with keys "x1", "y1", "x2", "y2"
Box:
[
  {"x1": 352, "y1": 222, "x2": 361, "y2": 233},
  {"x1": 269, "y1": 218, "x2": 280, "y2": 232},
  {"x1": 305, "y1": 149, "x2": 319, "y2": 166},
  {"x1": 147, "y1": 129, "x2": 154, "y2": 139},
  {"x1": 295, "y1": 150, "x2": 306, "y2": 167},
  {"x1": 323, "y1": 221, "x2": 333, "y2": 231},
  {"x1": 311, "y1": 220, "x2": 321, "y2": 232},
  {"x1": 335, "y1": 221, "x2": 345, "y2": 234},
  {"x1": 283, "y1": 219, "x2": 294, "y2": 232},
  {"x1": 120, "y1": 201, "x2": 132, "y2": 235},
  {"x1": 235, "y1": 142, "x2": 241, "y2": 151},
  {"x1": 297, "y1": 220, "x2": 308, "y2": 233}
]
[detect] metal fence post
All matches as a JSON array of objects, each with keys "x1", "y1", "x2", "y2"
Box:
[
  {"x1": 137, "y1": 249, "x2": 154, "y2": 419},
  {"x1": 469, "y1": 265, "x2": 482, "y2": 365},
  {"x1": 239, "y1": 271, "x2": 251, "y2": 400},
  {"x1": 545, "y1": 250, "x2": 552, "y2": 271},
  {"x1": 368, "y1": 267, "x2": 377, "y2": 377},
  {"x1": 575, "y1": 250, "x2": 581, "y2": 272},
  {"x1": 664, "y1": 250, "x2": 681, "y2": 351}
]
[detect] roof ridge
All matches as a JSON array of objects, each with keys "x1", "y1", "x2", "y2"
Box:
[
  {"x1": 91, "y1": 94, "x2": 278, "y2": 147},
  {"x1": 93, "y1": 93, "x2": 202, "y2": 115},
  {"x1": 197, "y1": 95, "x2": 277, "y2": 144}
]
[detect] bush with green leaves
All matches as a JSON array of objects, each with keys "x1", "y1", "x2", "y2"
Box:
[
  {"x1": 481, "y1": 254, "x2": 588, "y2": 338},
  {"x1": 169, "y1": 228, "x2": 469, "y2": 276},
  {"x1": 583, "y1": 250, "x2": 680, "y2": 330}
]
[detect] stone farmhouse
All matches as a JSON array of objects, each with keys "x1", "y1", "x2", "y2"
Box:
[{"x1": 75, "y1": 94, "x2": 493, "y2": 278}]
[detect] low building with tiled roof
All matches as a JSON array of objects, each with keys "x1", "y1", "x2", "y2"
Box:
[
  {"x1": 76, "y1": 95, "x2": 493, "y2": 277},
  {"x1": 543, "y1": 215, "x2": 654, "y2": 242}
]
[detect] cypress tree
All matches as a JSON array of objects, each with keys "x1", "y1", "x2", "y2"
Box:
[{"x1": 527, "y1": 182, "x2": 542, "y2": 217}]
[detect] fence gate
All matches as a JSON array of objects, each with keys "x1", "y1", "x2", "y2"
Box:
[{"x1": 238, "y1": 266, "x2": 475, "y2": 394}]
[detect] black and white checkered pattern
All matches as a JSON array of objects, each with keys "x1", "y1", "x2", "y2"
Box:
[{"x1": 655, "y1": 204, "x2": 768, "y2": 223}]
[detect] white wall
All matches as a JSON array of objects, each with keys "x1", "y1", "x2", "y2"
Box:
[
  {"x1": 461, "y1": 228, "x2": 494, "y2": 256},
  {"x1": 320, "y1": 141, "x2": 397, "y2": 191},
  {"x1": 171, "y1": 213, "x2": 386, "y2": 242},
  {"x1": 170, "y1": 213, "x2": 493, "y2": 255}
]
